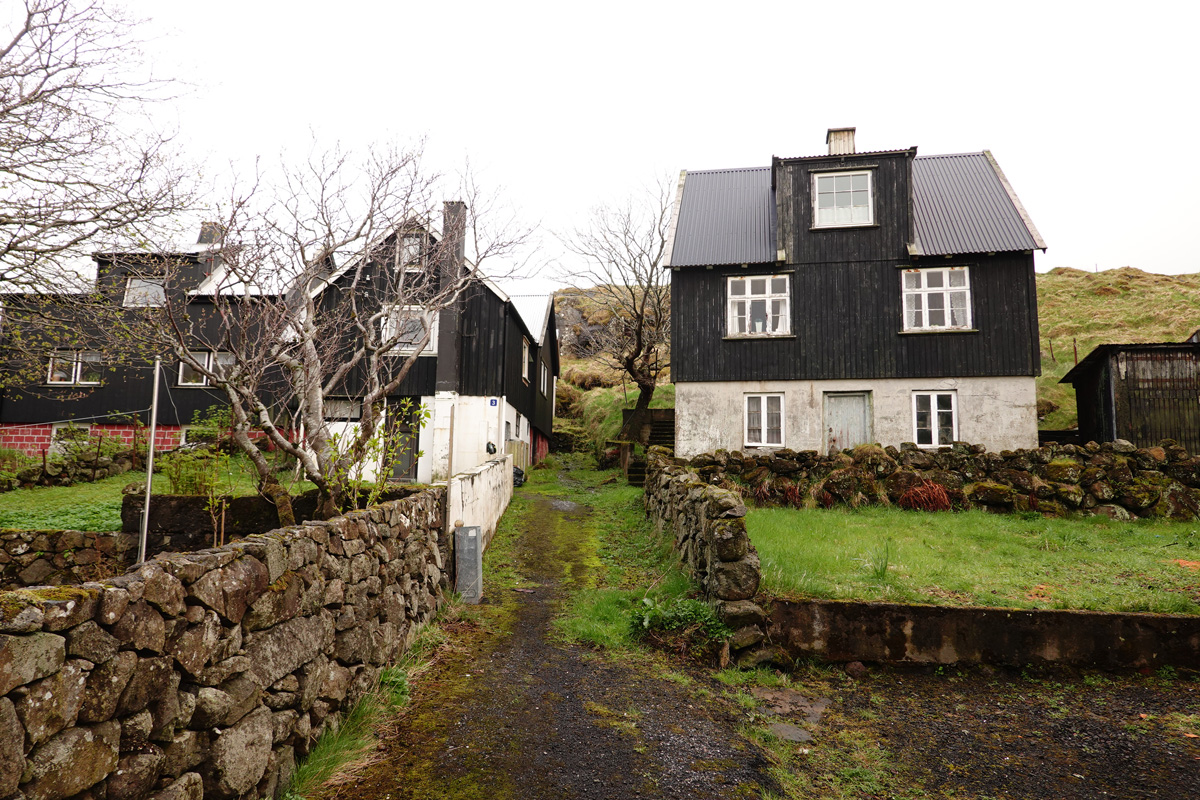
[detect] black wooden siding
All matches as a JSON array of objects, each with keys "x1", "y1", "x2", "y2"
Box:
[
  {"x1": 671, "y1": 252, "x2": 1040, "y2": 383},
  {"x1": 1099, "y1": 350, "x2": 1200, "y2": 452},
  {"x1": 775, "y1": 150, "x2": 914, "y2": 267},
  {"x1": 530, "y1": 308, "x2": 558, "y2": 435},
  {"x1": 458, "y1": 284, "x2": 507, "y2": 398}
]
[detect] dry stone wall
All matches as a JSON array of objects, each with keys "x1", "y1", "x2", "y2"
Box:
[
  {"x1": 643, "y1": 448, "x2": 781, "y2": 668},
  {"x1": 0, "y1": 487, "x2": 448, "y2": 800},
  {"x1": 685, "y1": 438, "x2": 1200, "y2": 521},
  {"x1": 1, "y1": 531, "x2": 133, "y2": 589}
]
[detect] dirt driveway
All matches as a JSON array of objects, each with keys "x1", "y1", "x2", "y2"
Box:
[{"x1": 316, "y1": 490, "x2": 774, "y2": 799}]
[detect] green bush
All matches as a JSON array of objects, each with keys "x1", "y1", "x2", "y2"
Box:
[
  {"x1": 629, "y1": 596, "x2": 730, "y2": 641},
  {"x1": 160, "y1": 449, "x2": 222, "y2": 495}
]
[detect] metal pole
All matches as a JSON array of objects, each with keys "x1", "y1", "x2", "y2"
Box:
[{"x1": 138, "y1": 358, "x2": 162, "y2": 565}]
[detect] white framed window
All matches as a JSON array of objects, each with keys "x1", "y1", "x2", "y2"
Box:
[
  {"x1": 902, "y1": 267, "x2": 972, "y2": 330},
  {"x1": 178, "y1": 351, "x2": 235, "y2": 387},
  {"x1": 324, "y1": 399, "x2": 362, "y2": 421},
  {"x1": 912, "y1": 391, "x2": 957, "y2": 448},
  {"x1": 47, "y1": 351, "x2": 102, "y2": 385},
  {"x1": 50, "y1": 422, "x2": 91, "y2": 454},
  {"x1": 813, "y1": 170, "x2": 873, "y2": 227},
  {"x1": 728, "y1": 275, "x2": 790, "y2": 336},
  {"x1": 399, "y1": 235, "x2": 422, "y2": 267},
  {"x1": 381, "y1": 306, "x2": 438, "y2": 354},
  {"x1": 124, "y1": 277, "x2": 166, "y2": 307},
  {"x1": 522, "y1": 339, "x2": 531, "y2": 381},
  {"x1": 745, "y1": 393, "x2": 784, "y2": 447},
  {"x1": 540, "y1": 362, "x2": 548, "y2": 396}
]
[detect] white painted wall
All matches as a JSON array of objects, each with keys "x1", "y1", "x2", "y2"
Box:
[
  {"x1": 675, "y1": 376, "x2": 1038, "y2": 456},
  {"x1": 445, "y1": 454, "x2": 513, "y2": 549}
]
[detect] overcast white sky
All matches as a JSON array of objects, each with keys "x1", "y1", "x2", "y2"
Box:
[{"x1": 124, "y1": 0, "x2": 1199, "y2": 287}]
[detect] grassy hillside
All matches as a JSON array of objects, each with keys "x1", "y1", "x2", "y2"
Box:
[{"x1": 1037, "y1": 267, "x2": 1200, "y2": 430}]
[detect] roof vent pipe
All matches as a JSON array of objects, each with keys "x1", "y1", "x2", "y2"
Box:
[{"x1": 826, "y1": 127, "x2": 856, "y2": 155}]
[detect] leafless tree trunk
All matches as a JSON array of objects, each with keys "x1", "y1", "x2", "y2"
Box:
[
  {"x1": 0, "y1": 0, "x2": 191, "y2": 289},
  {"x1": 560, "y1": 179, "x2": 673, "y2": 443}
]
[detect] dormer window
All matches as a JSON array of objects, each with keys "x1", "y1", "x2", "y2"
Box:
[
  {"x1": 124, "y1": 277, "x2": 166, "y2": 307},
  {"x1": 399, "y1": 235, "x2": 422, "y2": 267},
  {"x1": 813, "y1": 170, "x2": 873, "y2": 227}
]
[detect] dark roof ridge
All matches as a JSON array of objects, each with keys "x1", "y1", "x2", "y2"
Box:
[
  {"x1": 685, "y1": 166, "x2": 769, "y2": 175},
  {"x1": 775, "y1": 147, "x2": 917, "y2": 160},
  {"x1": 915, "y1": 151, "x2": 987, "y2": 160}
]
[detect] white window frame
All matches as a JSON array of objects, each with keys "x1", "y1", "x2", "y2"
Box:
[
  {"x1": 540, "y1": 361, "x2": 548, "y2": 396},
  {"x1": 46, "y1": 350, "x2": 102, "y2": 386},
  {"x1": 324, "y1": 399, "x2": 363, "y2": 421},
  {"x1": 50, "y1": 422, "x2": 91, "y2": 454},
  {"x1": 399, "y1": 235, "x2": 422, "y2": 267},
  {"x1": 744, "y1": 393, "x2": 784, "y2": 448},
  {"x1": 902, "y1": 267, "x2": 973, "y2": 331},
  {"x1": 812, "y1": 170, "x2": 874, "y2": 228},
  {"x1": 178, "y1": 351, "x2": 234, "y2": 388},
  {"x1": 912, "y1": 391, "x2": 958, "y2": 448},
  {"x1": 381, "y1": 305, "x2": 438, "y2": 354},
  {"x1": 522, "y1": 338, "x2": 531, "y2": 382},
  {"x1": 123, "y1": 276, "x2": 166, "y2": 307},
  {"x1": 727, "y1": 275, "x2": 791, "y2": 337}
]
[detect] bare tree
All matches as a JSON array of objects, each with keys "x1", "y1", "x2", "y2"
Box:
[
  {"x1": 560, "y1": 179, "x2": 672, "y2": 442},
  {"x1": 0, "y1": 0, "x2": 190, "y2": 289},
  {"x1": 99, "y1": 143, "x2": 527, "y2": 521}
]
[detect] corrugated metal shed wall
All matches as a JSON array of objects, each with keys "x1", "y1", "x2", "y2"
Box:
[
  {"x1": 669, "y1": 168, "x2": 775, "y2": 267},
  {"x1": 912, "y1": 154, "x2": 1038, "y2": 256}
]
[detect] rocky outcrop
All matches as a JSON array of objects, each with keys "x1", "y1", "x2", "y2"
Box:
[{"x1": 0, "y1": 487, "x2": 449, "y2": 800}]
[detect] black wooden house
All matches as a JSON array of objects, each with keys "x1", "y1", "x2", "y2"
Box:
[{"x1": 666, "y1": 127, "x2": 1046, "y2": 456}]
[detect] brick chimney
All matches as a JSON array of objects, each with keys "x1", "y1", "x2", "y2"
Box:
[{"x1": 826, "y1": 127, "x2": 856, "y2": 155}]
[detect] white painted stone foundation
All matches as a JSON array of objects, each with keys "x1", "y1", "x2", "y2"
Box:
[{"x1": 675, "y1": 376, "x2": 1038, "y2": 457}]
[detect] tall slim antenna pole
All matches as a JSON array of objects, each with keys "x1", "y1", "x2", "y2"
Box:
[{"x1": 138, "y1": 357, "x2": 162, "y2": 564}]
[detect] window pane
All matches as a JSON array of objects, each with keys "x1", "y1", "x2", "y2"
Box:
[
  {"x1": 78, "y1": 352, "x2": 101, "y2": 383},
  {"x1": 816, "y1": 176, "x2": 834, "y2": 192},
  {"x1": 905, "y1": 294, "x2": 923, "y2": 328},
  {"x1": 732, "y1": 300, "x2": 746, "y2": 333},
  {"x1": 48, "y1": 354, "x2": 74, "y2": 383},
  {"x1": 851, "y1": 205, "x2": 870, "y2": 223},
  {"x1": 904, "y1": 272, "x2": 921, "y2": 289},
  {"x1": 937, "y1": 394, "x2": 953, "y2": 411},
  {"x1": 180, "y1": 362, "x2": 205, "y2": 385},
  {"x1": 818, "y1": 193, "x2": 834, "y2": 209},
  {"x1": 835, "y1": 206, "x2": 851, "y2": 224},
  {"x1": 771, "y1": 299, "x2": 786, "y2": 332},
  {"x1": 928, "y1": 308, "x2": 945, "y2": 326},
  {"x1": 766, "y1": 396, "x2": 782, "y2": 444},
  {"x1": 925, "y1": 271, "x2": 944, "y2": 288},
  {"x1": 747, "y1": 397, "x2": 761, "y2": 443},
  {"x1": 729, "y1": 279, "x2": 746, "y2": 296},
  {"x1": 817, "y1": 207, "x2": 833, "y2": 225},
  {"x1": 749, "y1": 299, "x2": 768, "y2": 332},
  {"x1": 915, "y1": 394, "x2": 931, "y2": 414},
  {"x1": 749, "y1": 278, "x2": 766, "y2": 296},
  {"x1": 852, "y1": 190, "x2": 868, "y2": 207},
  {"x1": 125, "y1": 278, "x2": 165, "y2": 307},
  {"x1": 949, "y1": 270, "x2": 966, "y2": 287},
  {"x1": 852, "y1": 173, "x2": 868, "y2": 190},
  {"x1": 834, "y1": 190, "x2": 851, "y2": 207},
  {"x1": 938, "y1": 410, "x2": 954, "y2": 444},
  {"x1": 835, "y1": 175, "x2": 851, "y2": 191},
  {"x1": 771, "y1": 277, "x2": 787, "y2": 294}
]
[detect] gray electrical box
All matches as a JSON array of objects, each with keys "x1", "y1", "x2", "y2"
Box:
[{"x1": 454, "y1": 525, "x2": 483, "y2": 604}]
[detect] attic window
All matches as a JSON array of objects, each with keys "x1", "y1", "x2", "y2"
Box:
[
  {"x1": 399, "y1": 235, "x2": 422, "y2": 267},
  {"x1": 813, "y1": 171, "x2": 873, "y2": 227},
  {"x1": 124, "y1": 277, "x2": 165, "y2": 307}
]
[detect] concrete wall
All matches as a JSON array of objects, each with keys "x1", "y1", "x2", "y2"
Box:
[
  {"x1": 0, "y1": 489, "x2": 449, "y2": 800},
  {"x1": 445, "y1": 455, "x2": 513, "y2": 549},
  {"x1": 675, "y1": 376, "x2": 1038, "y2": 457},
  {"x1": 427, "y1": 393, "x2": 513, "y2": 483},
  {"x1": 769, "y1": 599, "x2": 1200, "y2": 670}
]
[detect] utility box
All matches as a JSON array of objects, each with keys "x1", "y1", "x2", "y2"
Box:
[{"x1": 454, "y1": 525, "x2": 483, "y2": 603}]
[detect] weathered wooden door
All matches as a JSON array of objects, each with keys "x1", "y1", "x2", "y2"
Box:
[{"x1": 824, "y1": 392, "x2": 872, "y2": 454}]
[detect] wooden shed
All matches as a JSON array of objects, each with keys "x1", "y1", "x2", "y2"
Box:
[{"x1": 1061, "y1": 343, "x2": 1200, "y2": 452}]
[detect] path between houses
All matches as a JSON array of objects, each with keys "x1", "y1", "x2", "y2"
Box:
[{"x1": 313, "y1": 486, "x2": 774, "y2": 800}]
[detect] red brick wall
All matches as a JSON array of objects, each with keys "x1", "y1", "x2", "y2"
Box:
[{"x1": 0, "y1": 423, "x2": 184, "y2": 456}]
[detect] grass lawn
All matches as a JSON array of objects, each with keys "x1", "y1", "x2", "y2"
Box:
[
  {"x1": 749, "y1": 506, "x2": 1200, "y2": 615},
  {"x1": 0, "y1": 455, "x2": 313, "y2": 532}
]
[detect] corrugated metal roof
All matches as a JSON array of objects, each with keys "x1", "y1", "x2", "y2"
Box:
[
  {"x1": 912, "y1": 152, "x2": 1043, "y2": 256},
  {"x1": 668, "y1": 168, "x2": 775, "y2": 267},
  {"x1": 666, "y1": 152, "x2": 1044, "y2": 267}
]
